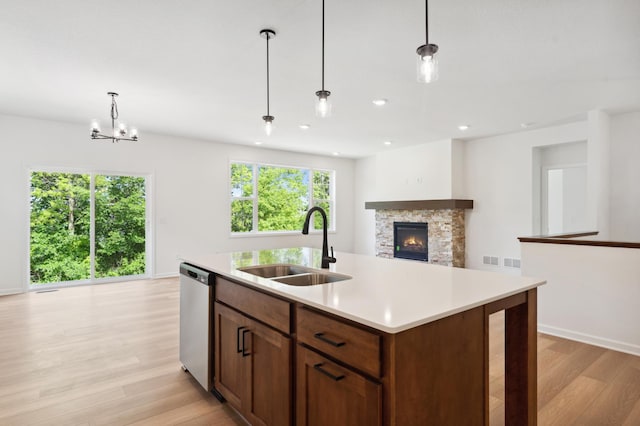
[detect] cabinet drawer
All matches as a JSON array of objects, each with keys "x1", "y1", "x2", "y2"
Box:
[
  {"x1": 297, "y1": 306, "x2": 381, "y2": 377},
  {"x1": 216, "y1": 277, "x2": 291, "y2": 334},
  {"x1": 296, "y1": 345, "x2": 382, "y2": 426}
]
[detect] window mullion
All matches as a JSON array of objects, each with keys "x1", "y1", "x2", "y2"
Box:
[
  {"x1": 253, "y1": 164, "x2": 259, "y2": 232},
  {"x1": 89, "y1": 173, "x2": 96, "y2": 281}
]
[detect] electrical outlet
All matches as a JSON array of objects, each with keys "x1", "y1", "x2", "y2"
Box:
[
  {"x1": 513, "y1": 259, "x2": 521, "y2": 268},
  {"x1": 483, "y1": 256, "x2": 490, "y2": 265},
  {"x1": 504, "y1": 258, "x2": 513, "y2": 267},
  {"x1": 490, "y1": 256, "x2": 499, "y2": 266}
]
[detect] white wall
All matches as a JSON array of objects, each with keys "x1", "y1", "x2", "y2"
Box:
[
  {"x1": 610, "y1": 111, "x2": 640, "y2": 241},
  {"x1": 373, "y1": 139, "x2": 460, "y2": 201},
  {"x1": 587, "y1": 110, "x2": 611, "y2": 239},
  {"x1": 522, "y1": 242, "x2": 640, "y2": 356},
  {"x1": 353, "y1": 156, "x2": 376, "y2": 256},
  {"x1": 0, "y1": 114, "x2": 356, "y2": 295},
  {"x1": 462, "y1": 121, "x2": 589, "y2": 273}
]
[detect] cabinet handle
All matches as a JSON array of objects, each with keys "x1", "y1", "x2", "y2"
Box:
[
  {"x1": 314, "y1": 332, "x2": 345, "y2": 347},
  {"x1": 241, "y1": 329, "x2": 251, "y2": 357},
  {"x1": 313, "y1": 363, "x2": 345, "y2": 381},
  {"x1": 237, "y1": 326, "x2": 247, "y2": 353}
]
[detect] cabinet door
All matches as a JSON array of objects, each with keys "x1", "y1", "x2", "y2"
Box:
[
  {"x1": 214, "y1": 302, "x2": 248, "y2": 410},
  {"x1": 244, "y1": 319, "x2": 292, "y2": 426},
  {"x1": 296, "y1": 345, "x2": 382, "y2": 426}
]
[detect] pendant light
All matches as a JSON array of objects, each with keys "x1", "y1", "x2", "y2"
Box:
[
  {"x1": 90, "y1": 92, "x2": 139, "y2": 142},
  {"x1": 315, "y1": 0, "x2": 331, "y2": 117},
  {"x1": 260, "y1": 29, "x2": 276, "y2": 136},
  {"x1": 416, "y1": 0, "x2": 439, "y2": 83}
]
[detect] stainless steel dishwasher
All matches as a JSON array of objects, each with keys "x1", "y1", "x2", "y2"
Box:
[{"x1": 179, "y1": 263, "x2": 215, "y2": 391}]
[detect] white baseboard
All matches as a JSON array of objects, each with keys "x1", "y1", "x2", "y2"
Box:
[
  {"x1": 153, "y1": 272, "x2": 179, "y2": 279},
  {"x1": 538, "y1": 323, "x2": 640, "y2": 357},
  {"x1": 0, "y1": 287, "x2": 26, "y2": 296}
]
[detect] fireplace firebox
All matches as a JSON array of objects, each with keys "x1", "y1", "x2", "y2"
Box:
[{"x1": 394, "y1": 222, "x2": 428, "y2": 261}]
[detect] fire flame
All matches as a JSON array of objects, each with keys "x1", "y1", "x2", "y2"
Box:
[{"x1": 403, "y1": 236, "x2": 425, "y2": 249}]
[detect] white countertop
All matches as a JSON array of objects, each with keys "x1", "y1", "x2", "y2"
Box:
[{"x1": 183, "y1": 247, "x2": 545, "y2": 334}]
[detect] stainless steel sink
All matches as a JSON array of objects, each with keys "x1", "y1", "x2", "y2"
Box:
[
  {"x1": 238, "y1": 264, "x2": 314, "y2": 278},
  {"x1": 237, "y1": 264, "x2": 351, "y2": 286},
  {"x1": 273, "y1": 272, "x2": 351, "y2": 286}
]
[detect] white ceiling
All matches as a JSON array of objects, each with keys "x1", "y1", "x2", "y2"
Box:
[{"x1": 1, "y1": 0, "x2": 639, "y2": 158}]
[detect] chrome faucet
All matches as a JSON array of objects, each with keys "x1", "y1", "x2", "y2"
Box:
[{"x1": 302, "y1": 206, "x2": 336, "y2": 269}]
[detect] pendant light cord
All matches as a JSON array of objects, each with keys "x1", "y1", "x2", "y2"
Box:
[
  {"x1": 266, "y1": 32, "x2": 270, "y2": 116},
  {"x1": 321, "y1": 0, "x2": 325, "y2": 91},
  {"x1": 425, "y1": 0, "x2": 429, "y2": 45}
]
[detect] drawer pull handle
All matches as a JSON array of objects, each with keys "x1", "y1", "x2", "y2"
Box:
[
  {"x1": 314, "y1": 332, "x2": 345, "y2": 347},
  {"x1": 314, "y1": 363, "x2": 345, "y2": 381},
  {"x1": 237, "y1": 326, "x2": 247, "y2": 353}
]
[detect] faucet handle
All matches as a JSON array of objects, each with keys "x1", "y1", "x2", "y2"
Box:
[{"x1": 328, "y1": 246, "x2": 337, "y2": 263}]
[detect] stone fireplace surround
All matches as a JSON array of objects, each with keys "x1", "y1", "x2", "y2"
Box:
[{"x1": 365, "y1": 199, "x2": 473, "y2": 268}]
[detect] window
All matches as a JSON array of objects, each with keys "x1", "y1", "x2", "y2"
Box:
[{"x1": 230, "y1": 162, "x2": 335, "y2": 234}]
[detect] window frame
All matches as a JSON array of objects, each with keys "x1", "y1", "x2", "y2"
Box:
[{"x1": 229, "y1": 161, "x2": 336, "y2": 236}]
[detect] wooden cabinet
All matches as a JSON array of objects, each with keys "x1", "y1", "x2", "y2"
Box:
[
  {"x1": 296, "y1": 345, "x2": 381, "y2": 426},
  {"x1": 214, "y1": 301, "x2": 292, "y2": 426},
  {"x1": 212, "y1": 274, "x2": 535, "y2": 425},
  {"x1": 296, "y1": 306, "x2": 382, "y2": 426}
]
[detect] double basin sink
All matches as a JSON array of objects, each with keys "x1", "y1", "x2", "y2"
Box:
[{"x1": 238, "y1": 264, "x2": 351, "y2": 286}]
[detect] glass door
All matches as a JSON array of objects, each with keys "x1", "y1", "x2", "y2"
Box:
[{"x1": 29, "y1": 170, "x2": 149, "y2": 288}]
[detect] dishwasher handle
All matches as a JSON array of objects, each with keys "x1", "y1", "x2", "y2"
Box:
[{"x1": 179, "y1": 263, "x2": 214, "y2": 285}]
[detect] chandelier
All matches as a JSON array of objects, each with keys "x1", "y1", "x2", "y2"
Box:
[{"x1": 90, "y1": 92, "x2": 139, "y2": 142}]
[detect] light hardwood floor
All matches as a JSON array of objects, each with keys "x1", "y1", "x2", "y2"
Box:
[{"x1": 0, "y1": 278, "x2": 638, "y2": 425}]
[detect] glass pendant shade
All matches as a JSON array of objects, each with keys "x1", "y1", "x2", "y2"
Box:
[
  {"x1": 416, "y1": 44, "x2": 439, "y2": 83},
  {"x1": 315, "y1": 90, "x2": 332, "y2": 118},
  {"x1": 263, "y1": 115, "x2": 274, "y2": 136}
]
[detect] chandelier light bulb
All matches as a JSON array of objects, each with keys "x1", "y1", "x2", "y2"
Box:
[
  {"x1": 130, "y1": 128, "x2": 138, "y2": 140},
  {"x1": 91, "y1": 121, "x2": 100, "y2": 132}
]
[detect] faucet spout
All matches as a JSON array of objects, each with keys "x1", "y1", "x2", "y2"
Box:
[{"x1": 302, "y1": 206, "x2": 336, "y2": 269}]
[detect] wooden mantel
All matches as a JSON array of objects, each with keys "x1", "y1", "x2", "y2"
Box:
[{"x1": 365, "y1": 199, "x2": 474, "y2": 210}]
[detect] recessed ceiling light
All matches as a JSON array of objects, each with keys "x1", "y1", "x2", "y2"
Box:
[
  {"x1": 520, "y1": 122, "x2": 535, "y2": 128},
  {"x1": 384, "y1": 140, "x2": 392, "y2": 146},
  {"x1": 372, "y1": 99, "x2": 388, "y2": 106},
  {"x1": 458, "y1": 124, "x2": 470, "y2": 131},
  {"x1": 332, "y1": 152, "x2": 339, "y2": 156},
  {"x1": 255, "y1": 141, "x2": 263, "y2": 145},
  {"x1": 299, "y1": 124, "x2": 311, "y2": 130}
]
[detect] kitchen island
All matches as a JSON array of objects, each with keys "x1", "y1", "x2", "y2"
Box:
[{"x1": 183, "y1": 247, "x2": 545, "y2": 425}]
